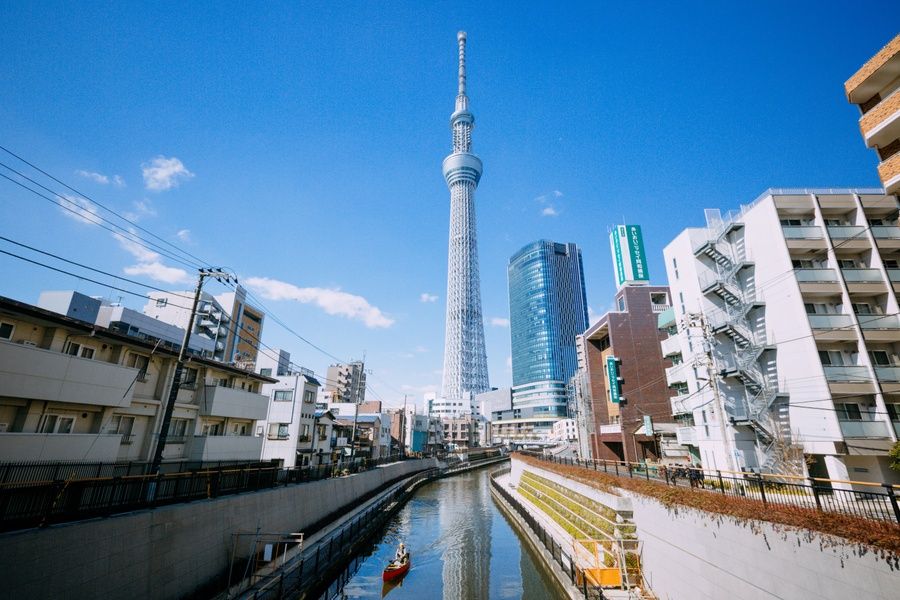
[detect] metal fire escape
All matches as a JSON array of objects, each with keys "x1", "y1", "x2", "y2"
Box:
[{"x1": 694, "y1": 220, "x2": 789, "y2": 474}]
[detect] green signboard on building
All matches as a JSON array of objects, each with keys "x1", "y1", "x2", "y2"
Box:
[
  {"x1": 609, "y1": 224, "x2": 649, "y2": 289},
  {"x1": 607, "y1": 356, "x2": 621, "y2": 404}
]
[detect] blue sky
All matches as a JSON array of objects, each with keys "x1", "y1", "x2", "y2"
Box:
[{"x1": 1, "y1": 2, "x2": 897, "y2": 409}]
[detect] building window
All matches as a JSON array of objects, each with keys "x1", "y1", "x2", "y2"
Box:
[
  {"x1": 887, "y1": 404, "x2": 900, "y2": 422},
  {"x1": 869, "y1": 350, "x2": 891, "y2": 366},
  {"x1": 836, "y1": 403, "x2": 862, "y2": 421},
  {"x1": 852, "y1": 303, "x2": 874, "y2": 315},
  {"x1": 109, "y1": 415, "x2": 135, "y2": 443},
  {"x1": 884, "y1": 259, "x2": 900, "y2": 269},
  {"x1": 65, "y1": 342, "x2": 94, "y2": 359},
  {"x1": 672, "y1": 258, "x2": 679, "y2": 279},
  {"x1": 650, "y1": 292, "x2": 669, "y2": 306},
  {"x1": 127, "y1": 353, "x2": 150, "y2": 380},
  {"x1": 202, "y1": 422, "x2": 223, "y2": 436},
  {"x1": 155, "y1": 298, "x2": 168, "y2": 307},
  {"x1": 268, "y1": 423, "x2": 290, "y2": 440},
  {"x1": 617, "y1": 296, "x2": 626, "y2": 311},
  {"x1": 181, "y1": 367, "x2": 199, "y2": 388},
  {"x1": 38, "y1": 414, "x2": 76, "y2": 434},
  {"x1": 303, "y1": 390, "x2": 316, "y2": 403},
  {"x1": 274, "y1": 390, "x2": 293, "y2": 402},
  {"x1": 780, "y1": 219, "x2": 802, "y2": 226},
  {"x1": 260, "y1": 368, "x2": 272, "y2": 377},
  {"x1": 168, "y1": 418, "x2": 189, "y2": 439},
  {"x1": 0, "y1": 322, "x2": 14, "y2": 340},
  {"x1": 232, "y1": 422, "x2": 248, "y2": 436}
]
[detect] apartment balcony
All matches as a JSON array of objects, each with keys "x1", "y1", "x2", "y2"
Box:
[
  {"x1": 824, "y1": 365, "x2": 876, "y2": 395},
  {"x1": 0, "y1": 340, "x2": 137, "y2": 408},
  {"x1": 796, "y1": 268, "x2": 841, "y2": 296},
  {"x1": 199, "y1": 385, "x2": 269, "y2": 420},
  {"x1": 827, "y1": 226, "x2": 870, "y2": 249},
  {"x1": 841, "y1": 268, "x2": 886, "y2": 294},
  {"x1": 875, "y1": 366, "x2": 900, "y2": 394},
  {"x1": 878, "y1": 152, "x2": 900, "y2": 196},
  {"x1": 838, "y1": 419, "x2": 891, "y2": 439},
  {"x1": 665, "y1": 362, "x2": 690, "y2": 386},
  {"x1": 858, "y1": 314, "x2": 900, "y2": 343},
  {"x1": 660, "y1": 335, "x2": 681, "y2": 358},
  {"x1": 871, "y1": 226, "x2": 900, "y2": 254},
  {"x1": 675, "y1": 426, "x2": 697, "y2": 446},
  {"x1": 0, "y1": 433, "x2": 122, "y2": 462},
  {"x1": 598, "y1": 423, "x2": 622, "y2": 438},
  {"x1": 670, "y1": 391, "x2": 707, "y2": 416},
  {"x1": 860, "y1": 87, "x2": 900, "y2": 148},
  {"x1": 887, "y1": 269, "x2": 900, "y2": 294},
  {"x1": 807, "y1": 313, "x2": 857, "y2": 342},
  {"x1": 782, "y1": 226, "x2": 827, "y2": 250},
  {"x1": 188, "y1": 434, "x2": 264, "y2": 462}
]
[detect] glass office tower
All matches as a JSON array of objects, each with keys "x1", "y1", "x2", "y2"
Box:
[{"x1": 507, "y1": 240, "x2": 589, "y2": 437}]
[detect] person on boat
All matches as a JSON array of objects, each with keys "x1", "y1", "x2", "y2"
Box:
[{"x1": 395, "y1": 542, "x2": 407, "y2": 562}]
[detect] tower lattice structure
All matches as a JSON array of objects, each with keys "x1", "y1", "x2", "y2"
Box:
[{"x1": 440, "y1": 31, "x2": 490, "y2": 406}]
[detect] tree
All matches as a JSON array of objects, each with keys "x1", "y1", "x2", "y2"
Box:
[{"x1": 889, "y1": 441, "x2": 900, "y2": 473}]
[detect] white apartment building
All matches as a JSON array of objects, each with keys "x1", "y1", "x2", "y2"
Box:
[
  {"x1": 145, "y1": 291, "x2": 231, "y2": 361},
  {"x1": 324, "y1": 361, "x2": 366, "y2": 404},
  {"x1": 662, "y1": 188, "x2": 900, "y2": 486},
  {"x1": 0, "y1": 296, "x2": 276, "y2": 464},
  {"x1": 256, "y1": 350, "x2": 320, "y2": 468},
  {"x1": 550, "y1": 418, "x2": 578, "y2": 443}
]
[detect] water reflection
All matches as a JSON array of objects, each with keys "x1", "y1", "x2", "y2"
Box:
[{"x1": 334, "y1": 468, "x2": 556, "y2": 600}]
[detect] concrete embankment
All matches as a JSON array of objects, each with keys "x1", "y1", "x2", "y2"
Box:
[
  {"x1": 506, "y1": 456, "x2": 900, "y2": 600},
  {"x1": 0, "y1": 458, "x2": 438, "y2": 600}
]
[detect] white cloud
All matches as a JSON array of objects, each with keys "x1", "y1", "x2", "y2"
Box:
[
  {"x1": 420, "y1": 293, "x2": 438, "y2": 303},
  {"x1": 123, "y1": 199, "x2": 156, "y2": 222},
  {"x1": 505, "y1": 356, "x2": 512, "y2": 369},
  {"x1": 113, "y1": 228, "x2": 189, "y2": 284},
  {"x1": 589, "y1": 306, "x2": 602, "y2": 325},
  {"x1": 142, "y1": 156, "x2": 194, "y2": 191},
  {"x1": 534, "y1": 194, "x2": 547, "y2": 204},
  {"x1": 247, "y1": 276, "x2": 394, "y2": 328},
  {"x1": 415, "y1": 346, "x2": 427, "y2": 353},
  {"x1": 541, "y1": 206, "x2": 559, "y2": 217},
  {"x1": 59, "y1": 194, "x2": 100, "y2": 225},
  {"x1": 552, "y1": 190, "x2": 564, "y2": 198},
  {"x1": 124, "y1": 261, "x2": 191, "y2": 284},
  {"x1": 491, "y1": 317, "x2": 510, "y2": 328},
  {"x1": 75, "y1": 170, "x2": 125, "y2": 187},
  {"x1": 176, "y1": 229, "x2": 192, "y2": 243}
]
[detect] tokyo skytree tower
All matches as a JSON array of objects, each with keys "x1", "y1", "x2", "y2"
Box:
[{"x1": 440, "y1": 31, "x2": 490, "y2": 404}]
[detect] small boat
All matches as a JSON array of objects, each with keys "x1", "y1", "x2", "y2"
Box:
[{"x1": 382, "y1": 552, "x2": 411, "y2": 582}]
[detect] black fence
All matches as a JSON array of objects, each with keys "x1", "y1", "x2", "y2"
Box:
[
  {"x1": 523, "y1": 453, "x2": 900, "y2": 525},
  {"x1": 0, "y1": 458, "x2": 275, "y2": 485},
  {"x1": 0, "y1": 454, "x2": 420, "y2": 532},
  {"x1": 489, "y1": 468, "x2": 605, "y2": 599}
]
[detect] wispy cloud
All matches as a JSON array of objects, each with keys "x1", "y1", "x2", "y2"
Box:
[
  {"x1": 490, "y1": 317, "x2": 510, "y2": 327},
  {"x1": 59, "y1": 194, "x2": 100, "y2": 225},
  {"x1": 142, "y1": 156, "x2": 194, "y2": 191},
  {"x1": 247, "y1": 276, "x2": 394, "y2": 328},
  {"x1": 552, "y1": 190, "x2": 563, "y2": 198},
  {"x1": 420, "y1": 292, "x2": 438, "y2": 303},
  {"x1": 589, "y1": 306, "x2": 602, "y2": 325},
  {"x1": 123, "y1": 199, "x2": 156, "y2": 222},
  {"x1": 415, "y1": 346, "x2": 427, "y2": 353},
  {"x1": 113, "y1": 228, "x2": 189, "y2": 284},
  {"x1": 505, "y1": 355, "x2": 512, "y2": 370},
  {"x1": 541, "y1": 206, "x2": 559, "y2": 217},
  {"x1": 401, "y1": 383, "x2": 439, "y2": 395},
  {"x1": 176, "y1": 229, "x2": 192, "y2": 243},
  {"x1": 75, "y1": 170, "x2": 125, "y2": 187}
]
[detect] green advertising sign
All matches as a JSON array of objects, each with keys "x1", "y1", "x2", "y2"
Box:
[
  {"x1": 607, "y1": 356, "x2": 621, "y2": 404},
  {"x1": 627, "y1": 225, "x2": 648, "y2": 282}
]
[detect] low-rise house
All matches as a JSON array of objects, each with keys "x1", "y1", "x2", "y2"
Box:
[{"x1": 0, "y1": 296, "x2": 275, "y2": 464}]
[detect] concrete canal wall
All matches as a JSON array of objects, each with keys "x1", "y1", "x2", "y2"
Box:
[
  {"x1": 509, "y1": 457, "x2": 899, "y2": 600},
  {"x1": 0, "y1": 458, "x2": 437, "y2": 600}
]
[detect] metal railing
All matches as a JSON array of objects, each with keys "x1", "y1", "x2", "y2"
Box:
[
  {"x1": 521, "y1": 453, "x2": 900, "y2": 524},
  {"x1": 490, "y1": 468, "x2": 606, "y2": 599},
  {"x1": 0, "y1": 454, "x2": 424, "y2": 532},
  {"x1": 0, "y1": 458, "x2": 275, "y2": 484}
]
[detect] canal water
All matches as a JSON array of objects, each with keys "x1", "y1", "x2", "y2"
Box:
[{"x1": 330, "y1": 466, "x2": 559, "y2": 600}]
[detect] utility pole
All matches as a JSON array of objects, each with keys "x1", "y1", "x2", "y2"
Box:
[
  {"x1": 401, "y1": 394, "x2": 408, "y2": 459},
  {"x1": 149, "y1": 267, "x2": 237, "y2": 477},
  {"x1": 348, "y1": 354, "x2": 365, "y2": 463},
  {"x1": 690, "y1": 312, "x2": 737, "y2": 472}
]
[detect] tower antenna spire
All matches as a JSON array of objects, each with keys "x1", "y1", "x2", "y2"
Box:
[{"x1": 457, "y1": 31, "x2": 467, "y2": 96}]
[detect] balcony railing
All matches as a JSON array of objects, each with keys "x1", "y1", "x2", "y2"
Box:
[
  {"x1": 872, "y1": 225, "x2": 900, "y2": 239},
  {"x1": 858, "y1": 314, "x2": 900, "y2": 329},
  {"x1": 823, "y1": 365, "x2": 871, "y2": 382},
  {"x1": 875, "y1": 366, "x2": 900, "y2": 382},
  {"x1": 650, "y1": 303, "x2": 672, "y2": 313},
  {"x1": 838, "y1": 419, "x2": 891, "y2": 439},
  {"x1": 827, "y1": 225, "x2": 867, "y2": 239},
  {"x1": 781, "y1": 226, "x2": 824, "y2": 239},
  {"x1": 841, "y1": 268, "x2": 883, "y2": 282},
  {"x1": 807, "y1": 314, "x2": 853, "y2": 329},
  {"x1": 795, "y1": 268, "x2": 838, "y2": 282},
  {"x1": 599, "y1": 424, "x2": 622, "y2": 435}
]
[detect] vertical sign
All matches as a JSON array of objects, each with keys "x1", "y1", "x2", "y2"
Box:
[
  {"x1": 607, "y1": 356, "x2": 621, "y2": 404},
  {"x1": 643, "y1": 415, "x2": 653, "y2": 435},
  {"x1": 609, "y1": 224, "x2": 650, "y2": 289}
]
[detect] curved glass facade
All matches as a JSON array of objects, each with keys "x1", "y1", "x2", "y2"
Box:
[{"x1": 508, "y1": 240, "x2": 589, "y2": 393}]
